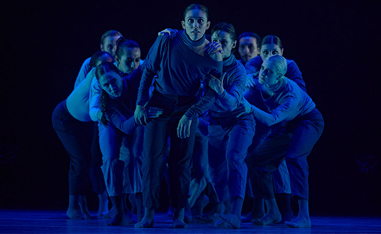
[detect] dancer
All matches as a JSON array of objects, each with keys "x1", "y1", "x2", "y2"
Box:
[
  {"x1": 237, "y1": 32, "x2": 261, "y2": 66},
  {"x1": 244, "y1": 35, "x2": 308, "y2": 222},
  {"x1": 245, "y1": 35, "x2": 306, "y2": 92},
  {"x1": 52, "y1": 51, "x2": 114, "y2": 220},
  {"x1": 242, "y1": 55, "x2": 324, "y2": 228},
  {"x1": 74, "y1": 30, "x2": 123, "y2": 88},
  {"x1": 134, "y1": 4, "x2": 223, "y2": 228},
  {"x1": 200, "y1": 23, "x2": 255, "y2": 229},
  {"x1": 89, "y1": 38, "x2": 147, "y2": 222},
  {"x1": 95, "y1": 62, "x2": 163, "y2": 225}
]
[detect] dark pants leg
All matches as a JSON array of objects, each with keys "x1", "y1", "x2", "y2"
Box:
[
  {"x1": 90, "y1": 122, "x2": 106, "y2": 194},
  {"x1": 52, "y1": 100, "x2": 92, "y2": 195},
  {"x1": 247, "y1": 109, "x2": 324, "y2": 201},
  {"x1": 168, "y1": 115, "x2": 197, "y2": 209},
  {"x1": 142, "y1": 116, "x2": 169, "y2": 209},
  {"x1": 209, "y1": 115, "x2": 255, "y2": 202}
]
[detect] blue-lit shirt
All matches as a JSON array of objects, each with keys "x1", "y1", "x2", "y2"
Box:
[
  {"x1": 137, "y1": 30, "x2": 223, "y2": 118},
  {"x1": 245, "y1": 56, "x2": 307, "y2": 92},
  {"x1": 249, "y1": 77, "x2": 315, "y2": 126}
]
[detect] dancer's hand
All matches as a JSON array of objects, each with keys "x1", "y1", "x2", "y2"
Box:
[
  {"x1": 158, "y1": 28, "x2": 178, "y2": 39},
  {"x1": 177, "y1": 115, "x2": 192, "y2": 139},
  {"x1": 208, "y1": 72, "x2": 226, "y2": 95},
  {"x1": 146, "y1": 106, "x2": 164, "y2": 119},
  {"x1": 205, "y1": 41, "x2": 222, "y2": 61},
  {"x1": 236, "y1": 99, "x2": 253, "y2": 118},
  {"x1": 246, "y1": 74, "x2": 256, "y2": 88},
  {"x1": 134, "y1": 105, "x2": 148, "y2": 125}
]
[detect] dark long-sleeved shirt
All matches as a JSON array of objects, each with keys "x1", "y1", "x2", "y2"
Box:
[
  {"x1": 104, "y1": 67, "x2": 143, "y2": 134},
  {"x1": 209, "y1": 54, "x2": 247, "y2": 118},
  {"x1": 247, "y1": 77, "x2": 315, "y2": 126},
  {"x1": 137, "y1": 30, "x2": 223, "y2": 118},
  {"x1": 245, "y1": 56, "x2": 307, "y2": 92}
]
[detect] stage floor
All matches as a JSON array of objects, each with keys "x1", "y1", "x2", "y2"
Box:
[{"x1": 0, "y1": 210, "x2": 380, "y2": 233}]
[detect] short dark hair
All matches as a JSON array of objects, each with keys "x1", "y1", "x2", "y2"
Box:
[
  {"x1": 261, "y1": 35, "x2": 283, "y2": 49},
  {"x1": 211, "y1": 22, "x2": 236, "y2": 41},
  {"x1": 115, "y1": 38, "x2": 140, "y2": 60},
  {"x1": 100, "y1": 30, "x2": 123, "y2": 46},
  {"x1": 183, "y1": 4, "x2": 209, "y2": 20},
  {"x1": 89, "y1": 51, "x2": 113, "y2": 68},
  {"x1": 237, "y1": 32, "x2": 261, "y2": 47}
]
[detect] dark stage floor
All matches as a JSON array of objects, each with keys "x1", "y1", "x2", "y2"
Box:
[{"x1": 0, "y1": 210, "x2": 380, "y2": 233}]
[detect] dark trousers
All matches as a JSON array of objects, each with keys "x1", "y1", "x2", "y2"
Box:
[
  {"x1": 52, "y1": 100, "x2": 105, "y2": 195},
  {"x1": 142, "y1": 91, "x2": 198, "y2": 209},
  {"x1": 208, "y1": 113, "x2": 255, "y2": 202},
  {"x1": 247, "y1": 108, "x2": 324, "y2": 201}
]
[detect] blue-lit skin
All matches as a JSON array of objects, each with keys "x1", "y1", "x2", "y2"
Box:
[
  {"x1": 100, "y1": 35, "x2": 121, "y2": 58},
  {"x1": 211, "y1": 30, "x2": 237, "y2": 59},
  {"x1": 116, "y1": 47, "x2": 141, "y2": 74},
  {"x1": 209, "y1": 30, "x2": 237, "y2": 95},
  {"x1": 258, "y1": 59, "x2": 282, "y2": 87},
  {"x1": 98, "y1": 71, "x2": 124, "y2": 98},
  {"x1": 181, "y1": 9, "x2": 210, "y2": 41},
  {"x1": 238, "y1": 36, "x2": 260, "y2": 64},
  {"x1": 260, "y1": 43, "x2": 284, "y2": 61}
]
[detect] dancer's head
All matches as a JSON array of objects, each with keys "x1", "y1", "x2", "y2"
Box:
[
  {"x1": 182, "y1": 4, "x2": 211, "y2": 41},
  {"x1": 115, "y1": 38, "x2": 141, "y2": 74},
  {"x1": 100, "y1": 30, "x2": 123, "y2": 58},
  {"x1": 211, "y1": 22, "x2": 237, "y2": 59},
  {"x1": 237, "y1": 32, "x2": 261, "y2": 63},
  {"x1": 95, "y1": 62, "x2": 124, "y2": 98},
  {"x1": 260, "y1": 35, "x2": 284, "y2": 61},
  {"x1": 258, "y1": 55, "x2": 287, "y2": 86},
  {"x1": 89, "y1": 51, "x2": 114, "y2": 69}
]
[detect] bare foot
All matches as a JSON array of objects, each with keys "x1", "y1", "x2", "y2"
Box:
[
  {"x1": 97, "y1": 211, "x2": 108, "y2": 219},
  {"x1": 66, "y1": 209, "x2": 84, "y2": 220},
  {"x1": 285, "y1": 216, "x2": 311, "y2": 228},
  {"x1": 79, "y1": 207, "x2": 91, "y2": 220},
  {"x1": 173, "y1": 219, "x2": 188, "y2": 228},
  {"x1": 107, "y1": 212, "x2": 133, "y2": 226},
  {"x1": 214, "y1": 219, "x2": 227, "y2": 228},
  {"x1": 278, "y1": 211, "x2": 294, "y2": 224},
  {"x1": 215, "y1": 213, "x2": 241, "y2": 229},
  {"x1": 103, "y1": 206, "x2": 117, "y2": 219},
  {"x1": 97, "y1": 193, "x2": 109, "y2": 218},
  {"x1": 241, "y1": 213, "x2": 253, "y2": 222},
  {"x1": 252, "y1": 212, "x2": 281, "y2": 226},
  {"x1": 166, "y1": 206, "x2": 174, "y2": 217},
  {"x1": 199, "y1": 212, "x2": 217, "y2": 223},
  {"x1": 134, "y1": 217, "x2": 154, "y2": 228}
]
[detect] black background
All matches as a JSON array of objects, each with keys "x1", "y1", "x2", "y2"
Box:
[{"x1": 1, "y1": 0, "x2": 380, "y2": 215}]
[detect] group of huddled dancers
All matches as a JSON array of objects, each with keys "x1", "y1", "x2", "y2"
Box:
[{"x1": 52, "y1": 3, "x2": 324, "y2": 229}]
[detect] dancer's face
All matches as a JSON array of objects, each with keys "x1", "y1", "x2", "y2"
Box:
[
  {"x1": 117, "y1": 47, "x2": 141, "y2": 74},
  {"x1": 211, "y1": 30, "x2": 236, "y2": 59},
  {"x1": 238, "y1": 36, "x2": 260, "y2": 63},
  {"x1": 101, "y1": 35, "x2": 121, "y2": 58},
  {"x1": 260, "y1": 44, "x2": 283, "y2": 61},
  {"x1": 258, "y1": 59, "x2": 281, "y2": 86},
  {"x1": 98, "y1": 71, "x2": 124, "y2": 98},
  {"x1": 182, "y1": 9, "x2": 210, "y2": 41}
]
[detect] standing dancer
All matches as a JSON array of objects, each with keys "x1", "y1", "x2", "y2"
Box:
[
  {"x1": 95, "y1": 62, "x2": 163, "y2": 225},
  {"x1": 244, "y1": 35, "x2": 308, "y2": 222},
  {"x1": 134, "y1": 4, "x2": 223, "y2": 228},
  {"x1": 242, "y1": 55, "x2": 324, "y2": 228},
  {"x1": 202, "y1": 23, "x2": 255, "y2": 229},
  {"x1": 52, "y1": 52, "x2": 113, "y2": 219}
]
